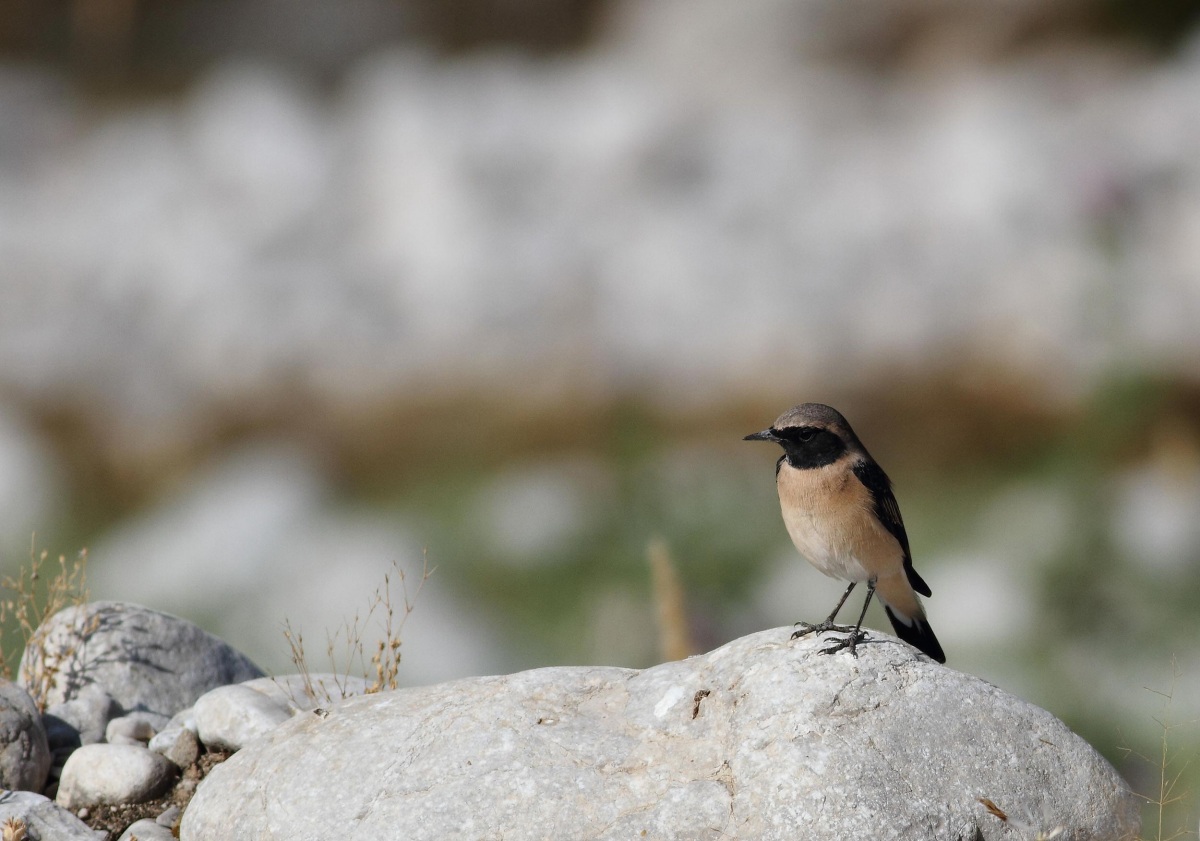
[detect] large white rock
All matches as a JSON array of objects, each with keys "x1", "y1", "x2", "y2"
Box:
[
  {"x1": 181, "y1": 628, "x2": 1139, "y2": 840},
  {"x1": 19, "y1": 601, "x2": 264, "y2": 729}
]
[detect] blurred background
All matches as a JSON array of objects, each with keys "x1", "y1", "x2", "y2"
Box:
[{"x1": 2, "y1": 0, "x2": 1199, "y2": 831}]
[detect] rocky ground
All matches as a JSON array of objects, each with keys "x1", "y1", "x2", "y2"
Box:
[
  {"x1": 0, "y1": 598, "x2": 1139, "y2": 840},
  {"x1": 0, "y1": 601, "x2": 366, "y2": 840}
]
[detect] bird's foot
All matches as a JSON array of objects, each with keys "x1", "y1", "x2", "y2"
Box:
[
  {"x1": 790, "y1": 620, "x2": 857, "y2": 641},
  {"x1": 817, "y1": 629, "x2": 868, "y2": 658}
]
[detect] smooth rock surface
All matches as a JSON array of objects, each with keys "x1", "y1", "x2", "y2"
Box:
[
  {"x1": 181, "y1": 628, "x2": 1140, "y2": 841},
  {"x1": 156, "y1": 804, "x2": 182, "y2": 828},
  {"x1": 190, "y1": 674, "x2": 370, "y2": 753},
  {"x1": 117, "y1": 818, "x2": 176, "y2": 841},
  {"x1": 19, "y1": 602, "x2": 264, "y2": 732},
  {"x1": 148, "y1": 721, "x2": 200, "y2": 769},
  {"x1": 105, "y1": 713, "x2": 158, "y2": 746},
  {"x1": 0, "y1": 791, "x2": 103, "y2": 840},
  {"x1": 0, "y1": 680, "x2": 51, "y2": 792},
  {"x1": 56, "y1": 744, "x2": 178, "y2": 809},
  {"x1": 44, "y1": 685, "x2": 121, "y2": 746},
  {"x1": 192, "y1": 685, "x2": 292, "y2": 752}
]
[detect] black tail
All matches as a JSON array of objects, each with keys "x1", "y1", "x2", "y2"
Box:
[{"x1": 884, "y1": 606, "x2": 946, "y2": 664}]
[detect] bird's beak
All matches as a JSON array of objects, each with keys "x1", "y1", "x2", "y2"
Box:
[{"x1": 743, "y1": 429, "x2": 778, "y2": 443}]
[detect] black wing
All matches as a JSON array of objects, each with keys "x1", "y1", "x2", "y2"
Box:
[{"x1": 852, "y1": 459, "x2": 931, "y2": 597}]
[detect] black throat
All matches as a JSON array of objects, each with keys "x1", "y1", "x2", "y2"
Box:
[{"x1": 774, "y1": 427, "x2": 847, "y2": 470}]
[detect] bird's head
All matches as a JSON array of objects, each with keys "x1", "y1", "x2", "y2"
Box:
[{"x1": 743, "y1": 403, "x2": 858, "y2": 469}]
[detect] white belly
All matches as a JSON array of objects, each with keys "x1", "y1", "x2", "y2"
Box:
[{"x1": 781, "y1": 505, "x2": 872, "y2": 581}]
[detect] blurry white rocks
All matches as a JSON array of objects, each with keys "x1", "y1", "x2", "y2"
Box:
[
  {"x1": 0, "y1": 600, "x2": 362, "y2": 839},
  {"x1": 0, "y1": 600, "x2": 1139, "y2": 840}
]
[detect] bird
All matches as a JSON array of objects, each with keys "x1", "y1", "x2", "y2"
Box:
[{"x1": 744, "y1": 403, "x2": 945, "y2": 663}]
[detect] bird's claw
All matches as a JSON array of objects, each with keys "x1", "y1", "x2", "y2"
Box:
[
  {"x1": 817, "y1": 630, "x2": 867, "y2": 657},
  {"x1": 790, "y1": 620, "x2": 857, "y2": 640}
]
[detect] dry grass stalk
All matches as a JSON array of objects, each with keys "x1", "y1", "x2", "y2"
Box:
[
  {"x1": 976, "y1": 797, "x2": 1065, "y2": 841},
  {"x1": 284, "y1": 553, "x2": 433, "y2": 706},
  {"x1": 2, "y1": 816, "x2": 27, "y2": 841},
  {"x1": 0, "y1": 538, "x2": 90, "y2": 709},
  {"x1": 648, "y1": 538, "x2": 692, "y2": 663},
  {"x1": 1119, "y1": 659, "x2": 1195, "y2": 841}
]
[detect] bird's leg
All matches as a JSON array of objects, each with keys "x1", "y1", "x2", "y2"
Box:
[
  {"x1": 791, "y1": 582, "x2": 858, "y2": 640},
  {"x1": 819, "y1": 578, "x2": 877, "y2": 657}
]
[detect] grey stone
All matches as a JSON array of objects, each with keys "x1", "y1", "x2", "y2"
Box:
[
  {"x1": 44, "y1": 684, "x2": 120, "y2": 746},
  {"x1": 147, "y1": 700, "x2": 199, "y2": 767},
  {"x1": 0, "y1": 791, "x2": 104, "y2": 840},
  {"x1": 117, "y1": 819, "x2": 175, "y2": 841},
  {"x1": 19, "y1": 601, "x2": 264, "y2": 729},
  {"x1": 148, "y1": 723, "x2": 199, "y2": 769},
  {"x1": 42, "y1": 715, "x2": 82, "y2": 755},
  {"x1": 104, "y1": 713, "x2": 159, "y2": 746},
  {"x1": 56, "y1": 744, "x2": 177, "y2": 810},
  {"x1": 181, "y1": 628, "x2": 1140, "y2": 841},
  {"x1": 192, "y1": 685, "x2": 292, "y2": 752},
  {"x1": 160, "y1": 706, "x2": 196, "y2": 733},
  {"x1": 156, "y1": 804, "x2": 181, "y2": 828},
  {"x1": 184, "y1": 674, "x2": 370, "y2": 756},
  {"x1": 0, "y1": 681, "x2": 51, "y2": 792}
]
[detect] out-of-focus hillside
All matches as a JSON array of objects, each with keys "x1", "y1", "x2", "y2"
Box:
[{"x1": 1, "y1": 0, "x2": 1199, "y2": 833}]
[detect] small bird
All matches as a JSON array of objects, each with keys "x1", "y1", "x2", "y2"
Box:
[{"x1": 745, "y1": 403, "x2": 945, "y2": 663}]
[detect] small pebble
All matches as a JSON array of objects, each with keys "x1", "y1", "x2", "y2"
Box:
[
  {"x1": 156, "y1": 804, "x2": 181, "y2": 828},
  {"x1": 117, "y1": 818, "x2": 175, "y2": 841},
  {"x1": 149, "y1": 725, "x2": 199, "y2": 769},
  {"x1": 105, "y1": 715, "x2": 159, "y2": 746}
]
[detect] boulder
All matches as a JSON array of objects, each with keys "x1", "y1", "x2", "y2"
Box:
[
  {"x1": 19, "y1": 601, "x2": 264, "y2": 738},
  {"x1": 180, "y1": 628, "x2": 1139, "y2": 840},
  {"x1": 0, "y1": 681, "x2": 51, "y2": 792}
]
